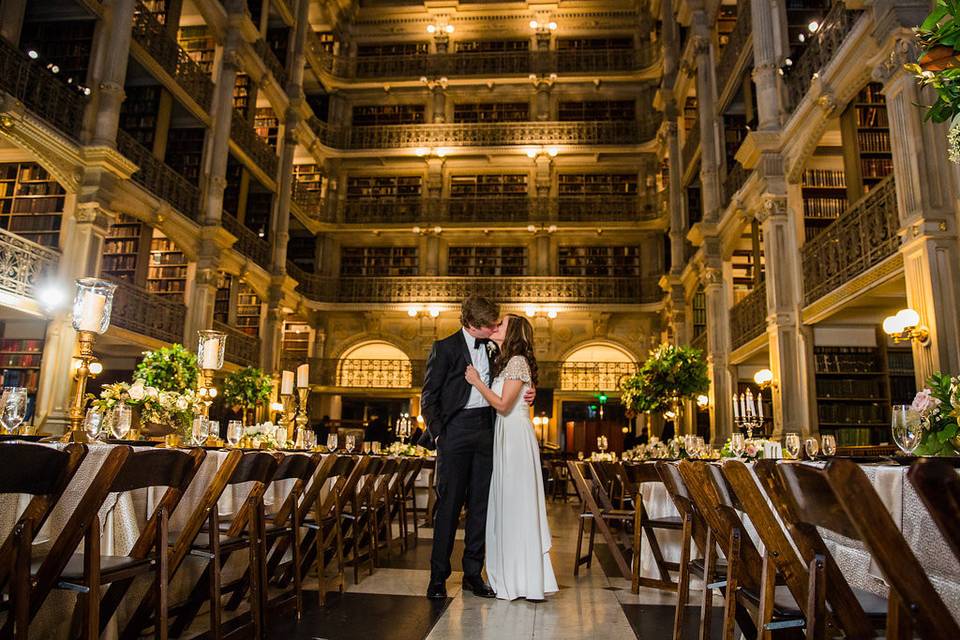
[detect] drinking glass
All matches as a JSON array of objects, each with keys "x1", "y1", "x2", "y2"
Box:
[
  {"x1": 274, "y1": 425, "x2": 288, "y2": 448},
  {"x1": 1, "y1": 387, "x2": 26, "y2": 434},
  {"x1": 821, "y1": 434, "x2": 837, "y2": 457},
  {"x1": 111, "y1": 403, "x2": 132, "y2": 440},
  {"x1": 207, "y1": 420, "x2": 220, "y2": 442},
  {"x1": 730, "y1": 433, "x2": 745, "y2": 458},
  {"x1": 83, "y1": 408, "x2": 103, "y2": 441},
  {"x1": 804, "y1": 437, "x2": 820, "y2": 459},
  {"x1": 694, "y1": 436, "x2": 705, "y2": 459},
  {"x1": 191, "y1": 417, "x2": 207, "y2": 447},
  {"x1": 345, "y1": 434, "x2": 356, "y2": 453},
  {"x1": 327, "y1": 433, "x2": 338, "y2": 451},
  {"x1": 891, "y1": 405, "x2": 920, "y2": 455},
  {"x1": 577, "y1": 451, "x2": 584, "y2": 461},
  {"x1": 303, "y1": 430, "x2": 317, "y2": 450},
  {"x1": 371, "y1": 441, "x2": 381, "y2": 455},
  {"x1": 362, "y1": 441, "x2": 372, "y2": 454},
  {"x1": 227, "y1": 420, "x2": 243, "y2": 447},
  {"x1": 785, "y1": 432, "x2": 801, "y2": 459}
]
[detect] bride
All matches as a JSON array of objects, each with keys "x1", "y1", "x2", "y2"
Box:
[{"x1": 464, "y1": 313, "x2": 558, "y2": 601}]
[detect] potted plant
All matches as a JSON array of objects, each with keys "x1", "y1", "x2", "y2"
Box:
[
  {"x1": 135, "y1": 344, "x2": 199, "y2": 394},
  {"x1": 222, "y1": 366, "x2": 273, "y2": 424},
  {"x1": 909, "y1": 0, "x2": 960, "y2": 161},
  {"x1": 619, "y1": 344, "x2": 709, "y2": 434}
]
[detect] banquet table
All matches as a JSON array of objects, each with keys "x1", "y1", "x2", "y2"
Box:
[
  {"x1": 625, "y1": 460, "x2": 960, "y2": 624},
  {"x1": 0, "y1": 441, "x2": 434, "y2": 639}
]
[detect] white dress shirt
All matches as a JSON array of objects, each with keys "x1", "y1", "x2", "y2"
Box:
[{"x1": 462, "y1": 327, "x2": 491, "y2": 409}]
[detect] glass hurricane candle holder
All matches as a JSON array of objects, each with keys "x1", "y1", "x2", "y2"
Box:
[
  {"x1": 72, "y1": 278, "x2": 116, "y2": 334},
  {"x1": 197, "y1": 330, "x2": 226, "y2": 371}
]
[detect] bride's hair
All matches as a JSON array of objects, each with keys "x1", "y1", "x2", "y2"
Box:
[{"x1": 495, "y1": 314, "x2": 539, "y2": 386}]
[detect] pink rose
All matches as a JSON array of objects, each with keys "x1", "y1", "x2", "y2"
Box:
[
  {"x1": 911, "y1": 389, "x2": 940, "y2": 415},
  {"x1": 744, "y1": 443, "x2": 758, "y2": 457}
]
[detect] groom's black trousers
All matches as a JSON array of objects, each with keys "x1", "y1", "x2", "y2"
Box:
[{"x1": 430, "y1": 406, "x2": 494, "y2": 581}]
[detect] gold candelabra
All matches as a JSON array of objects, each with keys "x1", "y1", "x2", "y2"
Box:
[
  {"x1": 281, "y1": 393, "x2": 297, "y2": 442},
  {"x1": 295, "y1": 387, "x2": 310, "y2": 447},
  {"x1": 197, "y1": 368, "x2": 217, "y2": 416},
  {"x1": 65, "y1": 330, "x2": 97, "y2": 443}
]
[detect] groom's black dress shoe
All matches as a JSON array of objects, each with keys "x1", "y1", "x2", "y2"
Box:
[
  {"x1": 426, "y1": 580, "x2": 447, "y2": 599},
  {"x1": 462, "y1": 575, "x2": 496, "y2": 598}
]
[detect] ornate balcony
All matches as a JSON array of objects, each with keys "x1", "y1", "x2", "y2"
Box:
[
  {"x1": 690, "y1": 331, "x2": 707, "y2": 353},
  {"x1": 253, "y1": 39, "x2": 287, "y2": 87},
  {"x1": 310, "y1": 43, "x2": 658, "y2": 81},
  {"x1": 0, "y1": 36, "x2": 87, "y2": 139},
  {"x1": 308, "y1": 195, "x2": 660, "y2": 224},
  {"x1": 784, "y1": 3, "x2": 862, "y2": 110},
  {"x1": 723, "y1": 162, "x2": 750, "y2": 205},
  {"x1": 223, "y1": 213, "x2": 272, "y2": 270},
  {"x1": 559, "y1": 361, "x2": 638, "y2": 391},
  {"x1": 117, "y1": 130, "x2": 201, "y2": 221},
  {"x1": 214, "y1": 320, "x2": 261, "y2": 367},
  {"x1": 231, "y1": 110, "x2": 279, "y2": 177},
  {"x1": 313, "y1": 119, "x2": 659, "y2": 150},
  {"x1": 0, "y1": 227, "x2": 59, "y2": 302},
  {"x1": 730, "y1": 281, "x2": 767, "y2": 351},
  {"x1": 716, "y1": 3, "x2": 752, "y2": 95},
  {"x1": 294, "y1": 275, "x2": 663, "y2": 305},
  {"x1": 802, "y1": 175, "x2": 899, "y2": 306},
  {"x1": 107, "y1": 278, "x2": 186, "y2": 344},
  {"x1": 131, "y1": 2, "x2": 213, "y2": 112},
  {"x1": 682, "y1": 123, "x2": 700, "y2": 172}
]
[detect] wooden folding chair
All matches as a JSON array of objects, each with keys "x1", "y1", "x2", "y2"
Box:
[
  {"x1": 0, "y1": 442, "x2": 86, "y2": 640},
  {"x1": 566, "y1": 460, "x2": 633, "y2": 580},
  {"x1": 769, "y1": 459, "x2": 960, "y2": 639},
  {"x1": 394, "y1": 457, "x2": 424, "y2": 550},
  {"x1": 342, "y1": 457, "x2": 384, "y2": 583},
  {"x1": 168, "y1": 451, "x2": 279, "y2": 640},
  {"x1": 908, "y1": 457, "x2": 960, "y2": 562},
  {"x1": 368, "y1": 457, "x2": 401, "y2": 564}
]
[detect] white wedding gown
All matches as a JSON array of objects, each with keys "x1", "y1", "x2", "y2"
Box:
[{"x1": 485, "y1": 355, "x2": 559, "y2": 601}]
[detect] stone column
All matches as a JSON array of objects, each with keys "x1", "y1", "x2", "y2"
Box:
[
  {"x1": 691, "y1": 16, "x2": 721, "y2": 223},
  {"x1": 876, "y1": 38, "x2": 960, "y2": 382},
  {"x1": 430, "y1": 80, "x2": 447, "y2": 123},
  {"x1": 85, "y1": 0, "x2": 136, "y2": 147},
  {"x1": 750, "y1": 0, "x2": 787, "y2": 131},
  {"x1": 702, "y1": 259, "x2": 733, "y2": 443},
  {"x1": 533, "y1": 76, "x2": 554, "y2": 121},
  {"x1": 202, "y1": 26, "x2": 241, "y2": 226}
]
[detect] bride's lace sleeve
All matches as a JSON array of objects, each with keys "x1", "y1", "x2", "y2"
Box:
[{"x1": 502, "y1": 355, "x2": 532, "y2": 383}]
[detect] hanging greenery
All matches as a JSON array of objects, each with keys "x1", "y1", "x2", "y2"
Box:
[
  {"x1": 134, "y1": 344, "x2": 199, "y2": 393},
  {"x1": 222, "y1": 366, "x2": 273, "y2": 412},
  {"x1": 908, "y1": 0, "x2": 960, "y2": 161},
  {"x1": 619, "y1": 344, "x2": 709, "y2": 414}
]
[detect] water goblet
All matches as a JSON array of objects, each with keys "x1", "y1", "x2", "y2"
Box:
[
  {"x1": 206, "y1": 420, "x2": 220, "y2": 442},
  {"x1": 785, "y1": 432, "x2": 801, "y2": 459},
  {"x1": 345, "y1": 434, "x2": 356, "y2": 453},
  {"x1": 804, "y1": 437, "x2": 820, "y2": 459},
  {"x1": 227, "y1": 420, "x2": 243, "y2": 447},
  {"x1": 327, "y1": 433, "x2": 338, "y2": 452},
  {"x1": 891, "y1": 405, "x2": 920, "y2": 455},
  {"x1": 1, "y1": 387, "x2": 26, "y2": 435},
  {"x1": 821, "y1": 434, "x2": 837, "y2": 457},
  {"x1": 577, "y1": 451, "x2": 584, "y2": 461},
  {"x1": 304, "y1": 430, "x2": 317, "y2": 450},
  {"x1": 274, "y1": 425, "x2": 288, "y2": 448},
  {"x1": 112, "y1": 403, "x2": 132, "y2": 440},
  {"x1": 83, "y1": 408, "x2": 103, "y2": 441},
  {"x1": 371, "y1": 441, "x2": 381, "y2": 455},
  {"x1": 730, "y1": 433, "x2": 745, "y2": 458},
  {"x1": 191, "y1": 417, "x2": 207, "y2": 447},
  {"x1": 362, "y1": 441, "x2": 372, "y2": 454}
]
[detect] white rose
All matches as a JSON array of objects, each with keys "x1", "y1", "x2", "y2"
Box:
[
  {"x1": 175, "y1": 396, "x2": 189, "y2": 411},
  {"x1": 145, "y1": 386, "x2": 159, "y2": 399},
  {"x1": 128, "y1": 381, "x2": 146, "y2": 401}
]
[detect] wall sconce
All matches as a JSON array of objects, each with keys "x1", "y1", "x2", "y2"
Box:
[
  {"x1": 883, "y1": 308, "x2": 929, "y2": 345},
  {"x1": 696, "y1": 394, "x2": 709, "y2": 409},
  {"x1": 526, "y1": 223, "x2": 557, "y2": 234},
  {"x1": 525, "y1": 146, "x2": 559, "y2": 159},
  {"x1": 412, "y1": 225, "x2": 442, "y2": 235},
  {"x1": 529, "y1": 19, "x2": 557, "y2": 31},
  {"x1": 524, "y1": 305, "x2": 558, "y2": 319},
  {"x1": 407, "y1": 306, "x2": 442, "y2": 319},
  {"x1": 413, "y1": 147, "x2": 449, "y2": 158},
  {"x1": 426, "y1": 22, "x2": 454, "y2": 34},
  {"x1": 753, "y1": 368, "x2": 775, "y2": 390}
]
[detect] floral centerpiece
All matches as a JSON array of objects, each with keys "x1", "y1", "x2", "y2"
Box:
[
  {"x1": 89, "y1": 379, "x2": 204, "y2": 439},
  {"x1": 384, "y1": 441, "x2": 428, "y2": 457},
  {"x1": 619, "y1": 345, "x2": 709, "y2": 428},
  {"x1": 223, "y1": 367, "x2": 273, "y2": 423},
  {"x1": 589, "y1": 451, "x2": 617, "y2": 462},
  {"x1": 909, "y1": 0, "x2": 960, "y2": 162},
  {"x1": 623, "y1": 436, "x2": 683, "y2": 461},
  {"x1": 134, "y1": 344, "x2": 199, "y2": 393},
  {"x1": 907, "y1": 373, "x2": 960, "y2": 456},
  {"x1": 718, "y1": 437, "x2": 775, "y2": 461},
  {"x1": 244, "y1": 421, "x2": 288, "y2": 449}
]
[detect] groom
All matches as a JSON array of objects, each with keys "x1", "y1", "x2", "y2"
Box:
[{"x1": 420, "y1": 296, "x2": 533, "y2": 599}]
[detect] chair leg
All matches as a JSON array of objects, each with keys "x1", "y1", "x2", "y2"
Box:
[
  {"x1": 887, "y1": 589, "x2": 913, "y2": 640},
  {"x1": 586, "y1": 517, "x2": 597, "y2": 568},
  {"x1": 82, "y1": 515, "x2": 101, "y2": 640},
  {"x1": 13, "y1": 520, "x2": 32, "y2": 640},
  {"x1": 292, "y1": 503, "x2": 303, "y2": 620},
  {"x1": 209, "y1": 507, "x2": 222, "y2": 639},
  {"x1": 699, "y1": 528, "x2": 715, "y2": 640},
  {"x1": 334, "y1": 497, "x2": 346, "y2": 594},
  {"x1": 631, "y1": 494, "x2": 642, "y2": 594},
  {"x1": 155, "y1": 507, "x2": 169, "y2": 640},
  {"x1": 757, "y1": 551, "x2": 777, "y2": 640},
  {"x1": 721, "y1": 530, "x2": 740, "y2": 640},
  {"x1": 574, "y1": 511, "x2": 586, "y2": 576},
  {"x1": 805, "y1": 554, "x2": 825, "y2": 640},
  {"x1": 672, "y1": 512, "x2": 692, "y2": 640}
]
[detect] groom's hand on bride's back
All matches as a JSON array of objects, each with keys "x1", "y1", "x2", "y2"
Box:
[{"x1": 524, "y1": 386, "x2": 536, "y2": 405}]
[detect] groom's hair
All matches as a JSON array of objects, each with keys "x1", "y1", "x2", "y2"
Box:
[{"x1": 460, "y1": 296, "x2": 500, "y2": 329}]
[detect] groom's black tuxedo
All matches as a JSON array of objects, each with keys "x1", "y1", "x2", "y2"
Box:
[{"x1": 421, "y1": 329, "x2": 498, "y2": 582}]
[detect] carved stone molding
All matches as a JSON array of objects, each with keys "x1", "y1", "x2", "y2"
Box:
[
  {"x1": 757, "y1": 196, "x2": 788, "y2": 223},
  {"x1": 691, "y1": 35, "x2": 710, "y2": 57},
  {"x1": 872, "y1": 37, "x2": 917, "y2": 84}
]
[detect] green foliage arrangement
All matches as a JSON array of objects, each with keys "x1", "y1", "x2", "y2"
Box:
[
  {"x1": 134, "y1": 344, "x2": 199, "y2": 393},
  {"x1": 908, "y1": 372, "x2": 960, "y2": 456},
  {"x1": 908, "y1": 0, "x2": 960, "y2": 162},
  {"x1": 223, "y1": 366, "x2": 273, "y2": 411},
  {"x1": 619, "y1": 344, "x2": 710, "y2": 414}
]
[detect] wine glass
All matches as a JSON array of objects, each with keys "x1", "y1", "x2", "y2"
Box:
[
  {"x1": 730, "y1": 433, "x2": 745, "y2": 458},
  {"x1": 274, "y1": 425, "x2": 288, "y2": 448},
  {"x1": 804, "y1": 437, "x2": 820, "y2": 459},
  {"x1": 1, "y1": 387, "x2": 26, "y2": 434},
  {"x1": 372, "y1": 441, "x2": 381, "y2": 455},
  {"x1": 345, "y1": 434, "x2": 356, "y2": 453},
  {"x1": 327, "y1": 433, "x2": 338, "y2": 452},
  {"x1": 303, "y1": 430, "x2": 317, "y2": 450},
  {"x1": 111, "y1": 403, "x2": 132, "y2": 440},
  {"x1": 821, "y1": 434, "x2": 837, "y2": 457},
  {"x1": 83, "y1": 408, "x2": 103, "y2": 441},
  {"x1": 227, "y1": 420, "x2": 243, "y2": 447},
  {"x1": 577, "y1": 451, "x2": 584, "y2": 461},
  {"x1": 207, "y1": 420, "x2": 220, "y2": 442},
  {"x1": 891, "y1": 405, "x2": 920, "y2": 455},
  {"x1": 191, "y1": 417, "x2": 207, "y2": 447},
  {"x1": 362, "y1": 441, "x2": 372, "y2": 454},
  {"x1": 785, "y1": 432, "x2": 801, "y2": 459}
]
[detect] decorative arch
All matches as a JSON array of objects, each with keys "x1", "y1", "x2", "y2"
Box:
[
  {"x1": 337, "y1": 340, "x2": 413, "y2": 388},
  {"x1": 559, "y1": 340, "x2": 639, "y2": 392}
]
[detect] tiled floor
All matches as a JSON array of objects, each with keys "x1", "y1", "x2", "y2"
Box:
[{"x1": 266, "y1": 499, "x2": 714, "y2": 639}]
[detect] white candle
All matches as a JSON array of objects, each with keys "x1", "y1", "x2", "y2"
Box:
[
  {"x1": 201, "y1": 337, "x2": 220, "y2": 369},
  {"x1": 757, "y1": 390, "x2": 763, "y2": 420},
  {"x1": 739, "y1": 393, "x2": 746, "y2": 419},
  {"x1": 281, "y1": 371, "x2": 294, "y2": 395},
  {"x1": 732, "y1": 393, "x2": 740, "y2": 419},
  {"x1": 745, "y1": 389, "x2": 754, "y2": 417},
  {"x1": 297, "y1": 363, "x2": 309, "y2": 388},
  {"x1": 77, "y1": 292, "x2": 106, "y2": 332}
]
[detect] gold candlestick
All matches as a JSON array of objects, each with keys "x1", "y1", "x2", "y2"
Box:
[
  {"x1": 65, "y1": 330, "x2": 96, "y2": 443},
  {"x1": 295, "y1": 387, "x2": 310, "y2": 447},
  {"x1": 197, "y1": 368, "x2": 217, "y2": 416},
  {"x1": 281, "y1": 393, "x2": 297, "y2": 442}
]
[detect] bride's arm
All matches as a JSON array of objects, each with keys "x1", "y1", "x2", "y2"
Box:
[{"x1": 464, "y1": 365, "x2": 524, "y2": 414}]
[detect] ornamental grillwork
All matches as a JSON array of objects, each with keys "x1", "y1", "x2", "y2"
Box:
[
  {"x1": 117, "y1": 130, "x2": 201, "y2": 221},
  {"x1": 682, "y1": 123, "x2": 700, "y2": 172},
  {"x1": 716, "y1": 3, "x2": 752, "y2": 95},
  {"x1": 559, "y1": 361, "x2": 638, "y2": 391},
  {"x1": 783, "y1": 3, "x2": 862, "y2": 109},
  {"x1": 253, "y1": 39, "x2": 287, "y2": 87},
  {"x1": 107, "y1": 277, "x2": 186, "y2": 344},
  {"x1": 723, "y1": 162, "x2": 750, "y2": 206},
  {"x1": 0, "y1": 227, "x2": 59, "y2": 301},
  {"x1": 802, "y1": 175, "x2": 899, "y2": 306},
  {"x1": 214, "y1": 320, "x2": 261, "y2": 367},
  {"x1": 691, "y1": 331, "x2": 708, "y2": 353},
  {"x1": 730, "y1": 281, "x2": 767, "y2": 350},
  {"x1": 336, "y1": 358, "x2": 413, "y2": 388},
  {"x1": 230, "y1": 110, "x2": 279, "y2": 177},
  {"x1": 223, "y1": 213, "x2": 272, "y2": 270}
]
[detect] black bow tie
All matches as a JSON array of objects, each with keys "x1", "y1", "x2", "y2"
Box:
[{"x1": 474, "y1": 338, "x2": 490, "y2": 349}]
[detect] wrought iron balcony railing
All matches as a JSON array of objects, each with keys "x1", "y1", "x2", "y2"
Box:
[
  {"x1": 723, "y1": 162, "x2": 750, "y2": 205},
  {"x1": 214, "y1": 320, "x2": 261, "y2": 367},
  {"x1": 107, "y1": 277, "x2": 186, "y2": 344},
  {"x1": 730, "y1": 281, "x2": 767, "y2": 351},
  {"x1": 310, "y1": 118, "x2": 659, "y2": 150},
  {"x1": 0, "y1": 226, "x2": 59, "y2": 302},
  {"x1": 310, "y1": 42, "x2": 658, "y2": 81},
  {"x1": 559, "y1": 361, "x2": 638, "y2": 391},
  {"x1": 682, "y1": 122, "x2": 700, "y2": 172},
  {"x1": 0, "y1": 36, "x2": 87, "y2": 139},
  {"x1": 132, "y1": 2, "x2": 214, "y2": 112},
  {"x1": 223, "y1": 213, "x2": 272, "y2": 270},
  {"x1": 716, "y1": 3, "x2": 752, "y2": 95},
  {"x1": 783, "y1": 2, "x2": 862, "y2": 110},
  {"x1": 690, "y1": 331, "x2": 708, "y2": 353},
  {"x1": 117, "y1": 130, "x2": 202, "y2": 222},
  {"x1": 802, "y1": 175, "x2": 899, "y2": 306},
  {"x1": 302, "y1": 195, "x2": 662, "y2": 224},
  {"x1": 253, "y1": 38, "x2": 287, "y2": 87},
  {"x1": 294, "y1": 275, "x2": 663, "y2": 305},
  {"x1": 231, "y1": 110, "x2": 279, "y2": 177}
]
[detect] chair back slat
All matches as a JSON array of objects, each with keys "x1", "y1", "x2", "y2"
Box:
[
  {"x1": 229, "y1": 451, "x2": 281, "y2": 486},
  {"x1": 273, "y1": 453, "x2": 317, "y2": 482},
  {"x1": 109, "y1": 448, "x2": 201, "y2": 493},
  {"x1": 774, "y1": 462, "x2": 860, "y2": 540},
  {"x1": 654, "y1": 461, "x2": 708, "y2": 554},
  {"x1": 0, "y1": 442, "x2": 85, "y2": 495},
  {"x1": 908, "y1": 457, "x2": 960, "y2": 562},
  {"x1": 624, "y1": 461, "x2": 662, "y2": 484}
]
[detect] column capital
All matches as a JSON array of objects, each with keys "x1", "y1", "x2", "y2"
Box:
[
  {"x1": 691, "y1": 35, "x2": 711, "y2": 57},
  {"x1": 757, "y1": 195, "x2": 788, "y2": 223},
  {"x1": 872, "y1": 36, "x2": 918, "y2": 86}
]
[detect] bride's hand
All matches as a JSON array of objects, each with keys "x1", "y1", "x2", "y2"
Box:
[{"x1": 464, "y1": 365, "x2": 482, "y2": 386}]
